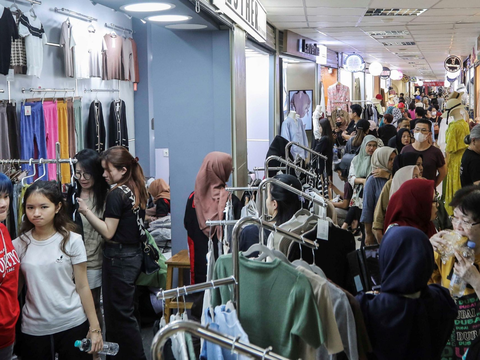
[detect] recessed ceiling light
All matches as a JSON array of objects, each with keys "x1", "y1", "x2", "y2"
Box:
[
  {"x1": 165, "y1": 24, "x2": 207, "y2": 30},
  {"x1": 147, "y1": 15, "x2": 191, "y2": 22},
  {"x1": 121, "y1": 3, "x2": 174, "y2": 12}
]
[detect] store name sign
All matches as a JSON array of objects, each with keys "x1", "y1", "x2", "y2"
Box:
[
  {"x1": 298, "y1": 39, "x2": 320, "y2": 56},
  {"x1": 213, "y1": 0, "x2": 267, "y2": 42}
]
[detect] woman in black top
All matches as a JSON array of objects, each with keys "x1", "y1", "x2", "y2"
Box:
[
  {"x1": 461, "y1": 125, "x2": 480, "y2": 187},
  {"x1": 313, "y1": 118, "x2": 334, "y2": 179},
  {"x1": 78, "y1": 146, "x2": 148, "y2": 360}
]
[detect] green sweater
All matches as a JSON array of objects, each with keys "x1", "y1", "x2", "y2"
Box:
[{"x1": 212, "y1": 254, "x2": 324, "y2": 359}]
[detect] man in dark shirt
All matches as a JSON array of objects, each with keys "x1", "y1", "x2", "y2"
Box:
[
  {"x1": 343, "y1": 104, "x2": 362, "y2": 141},
  {"x1": 461, "y1": 125, "x2": 480, "y2": 187},
  {"x1": 410, "y1": 107, "x2": 427, "y2": 129},
  {"x1": 378, "y1": 114, "x2": 397, "y2": 145}
]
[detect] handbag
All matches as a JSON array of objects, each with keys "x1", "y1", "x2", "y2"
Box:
[
  {"x1": 347, "y1": 245, "x2": 381, "y2": 295},
  {"x1": 118, "y1": 186, "x2": 167, "y2": 285}
]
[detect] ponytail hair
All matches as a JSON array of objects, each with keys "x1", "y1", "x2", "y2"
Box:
[{"x1": 101, "y1": 146, "x2": 148, "y2": 209}]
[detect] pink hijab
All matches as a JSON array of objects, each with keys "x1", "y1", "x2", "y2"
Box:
[{"x1": 194, "y1": 152, "x2": 232, "y2": 239}]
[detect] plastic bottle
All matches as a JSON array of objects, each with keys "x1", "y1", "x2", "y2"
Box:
[
  {"x1": 449, "y1": 240, "x2": 476, "y2": 299},
  {"x1": 74, "y1": 338, "x2": 119, "y2": 356},
  {"x1": 333, "y1": 145, "x2": 339, "y2": 164}
]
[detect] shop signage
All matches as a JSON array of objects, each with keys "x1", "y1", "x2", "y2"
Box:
[
  {"x1": 416, "y1": 81, "x2": 444, "y2": 86},
  {"x1": 212, "y1": 0, "x2": 267, "y2": 43},
  {"x1": 298, "y1": 39, "x2": 320, "y2": 56},
  {"x1": 444, "y1": 55, "x2": 462, "y2": 73},
  {"x1": 380, "y1": 67, "x2": 391, "y2": 79},
  {"x1": 318, "y1": 45, "x2": 327, "y2": 65},
  {"x1": 283, "y1": 31, "x2": 323, "y2": 62},
  {"x1": 344, "y1": 54, "x2": 365, "y2": 72}
]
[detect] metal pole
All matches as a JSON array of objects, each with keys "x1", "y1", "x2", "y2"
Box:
[
  {"x1": 225, "y1": 186, "x2": 259, "y2": 192},
  {"x1": 151, "y1": 320, "x2": 289, "y2": 360},
  {"x1": 156, "y1": 276, "x2": 236, "y2": 300},
  {"x1": 264, "y1": 155, "x2": 317, "y2": 180},
  {"x1": 285, "y1": 141, "x2": 327, "y2": 161}
]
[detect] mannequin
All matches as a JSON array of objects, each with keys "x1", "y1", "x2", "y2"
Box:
[
  {"x1": 444, "y1": 91, "x2": 470, "y2": 214},
  {"x1": 312, "y1": 105, "x2": 323, "y2": 140},
  {"x1": 281, "y1": 110, "x2": 307, "y2": 160}
]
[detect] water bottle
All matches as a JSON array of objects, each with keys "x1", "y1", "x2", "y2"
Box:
[
  {"x1": 449, "y1": 241, "x2": 476, "y2": 299},
  {"x1": 75, "y1": 338, "x2": 119, "y2": 356},
  {"x1": 333, "y1": 145, "x2": 339, "y2": 164}
]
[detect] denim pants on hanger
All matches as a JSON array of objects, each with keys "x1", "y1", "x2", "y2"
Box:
[
  {"x1": 20, "y1": 102, "x2": 48, "y2": 182},
  {"x1": 102, "y1": 243, "x2": 146, "y2": 360}
]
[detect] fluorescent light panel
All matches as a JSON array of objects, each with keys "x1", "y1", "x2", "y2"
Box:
[{"x1": 121, "y1": 2, "x2": 174, "y2": 12}]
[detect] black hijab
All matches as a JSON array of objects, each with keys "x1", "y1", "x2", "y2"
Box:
[
  {"x1": 265, "y1": 135, "x2": 294, "y2": 178},
  {"x1": 356, "y1": 226, "x2": 457, "y2": 360},
  {"x1": 392, "y1": 153, "x2": 422, "y2": 175},
  {"x1": 387, "y1": 128, "x2": 411, "y2": 153}
]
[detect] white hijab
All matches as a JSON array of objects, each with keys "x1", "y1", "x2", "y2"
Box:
[{"x1": 389, "y1": 165, "x2": 419, "y2": 199}]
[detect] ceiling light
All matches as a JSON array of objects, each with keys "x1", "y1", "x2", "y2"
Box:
[
  {"x1": 148, "y1": 15, "x2": 191, "y2": 22},
  {"x1": 365, "y1": 8, "x2": 427, "y2": 17},
  {"x1": 417, "y1": 80, "x2": 424, "y2": 86},
  {"x1": 121, "y1": 3, "x2": 174, "y2": 12},
  {"x1": 369, "y1": 61, "x2": 383, "y2": 76},
  {"x1": 391, "y1": 69, "x2": 403, "y2": 80}
]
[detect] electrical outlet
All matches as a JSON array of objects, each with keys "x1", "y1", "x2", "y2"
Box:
[{"x1": 163, "y1": 149, "x2": 169, "y2": 157}]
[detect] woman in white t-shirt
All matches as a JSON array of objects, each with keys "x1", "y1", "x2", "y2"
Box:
[{"x1": 14, "y1": 181, "x2": 103, "y2": 360}]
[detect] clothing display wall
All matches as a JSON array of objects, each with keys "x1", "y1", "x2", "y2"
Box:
[{"x1": 0, "y1": 0, "x2": 137, "y2": 167}]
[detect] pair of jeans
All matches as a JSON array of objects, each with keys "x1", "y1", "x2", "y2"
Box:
[
  {"x1": 20, "y1": 321, "x2": 90, "y2": 360},
  {"x1": 20, "y1": 102, "x2": 48, "y2": 182},
  {"x1": 102, "y1": 243, "x2": 146, "y2": 360}
]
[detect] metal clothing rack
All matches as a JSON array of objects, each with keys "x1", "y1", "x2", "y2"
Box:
[
  {"x1": 84, "y1": 88, "x2": 120, "y2": 93},
  {"x1": 264, "y1": 155, "x2": 316, "y2": 180},
  {"x1": 6, "y1": 0, "x2": 41, "y2": 5},
  {"x1": 151, "y1": 320, "x2": 289, "y2": 360},
  {"x1": 46, "y1": 42, "x2": 63, "y2": 47},
  {"x1": 54, "y1": 7, "x2": 97, "y2": 22},
  {"x1": 22, "y1": 88, "x2": 76, "y2": 93},
  {"x1": 105, "y1": 23, "x2": 133, "y2": 34},
  {"x1": 225, "y1": 186, "x2": 259, "y2": 192},
  {"x1": 0, "y1": 90, "x2": 4, "y2": 93},
  {"x1": 285, "y1": 141, "x2": 328, "y2": 161}
]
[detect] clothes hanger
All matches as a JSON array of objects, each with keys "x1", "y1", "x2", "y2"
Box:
[
  {"x1": 34, "y1": 159, "x2": 46, "y2": 182},
  {"x1": 22, "y1": 159, "x2": 36, "y2": 186},
  {"x1": 29, "y1": 4, "x2": 37, "y2": 19},
  {"x1": 87, "y1": 23, "x2": 96, "y2": 33},
  {"x1": 243, "y1": 243, "x2": 290, "y2": 264},
  {"x1": 69, "y1": 159, "x2": 75, "y2": 186},
  {"x1": 9, "y1": 0, "x2": 20, "y2": 13}
]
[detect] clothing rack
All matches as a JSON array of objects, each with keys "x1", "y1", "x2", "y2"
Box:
[
  {"x1": 54, "y1": 7, "x2": 97, "y2": 22},
  {"x1": 0, "y1": 142, "x2": 77, "y2": 185},
  {"x1": 285, "y1": 141, "x2": 328, "y2": 161},
  {"x1": 351, "y1": 100, "x2": 374, "y2": 104},
  {"x1": 105, "y1": 23, "x2": 133, "y2": 34},
  {"x1": 225, "y1": 186, "x2": 259, "y2": 192},
  {"x1": 157, "y1": 276, "x2": 237, "y2": 301},
  {"x1": 252, "y1": 166, "x2": 287, "y2": 172},
  {"x1": 151, "y1": 320, "x2": 289, "y2": 360},
  {"x1": 22, "y1": 88, "x2": 76, "y2": 93},
  {"x1": 264, "y1": 155, "x2": 316, "y2": 180},
  {"x1": 6, "y1": 0, "x2": 41, "y2": 5},
  {"x1": 0, "y1": 90, "x2": 4, "y2": 93},
  {"x1": 84, "y1": 88, "x2": 120, "y2": 93},
  {"x1": 46, "y1": 42, "x2": 63, "y2": 47}
]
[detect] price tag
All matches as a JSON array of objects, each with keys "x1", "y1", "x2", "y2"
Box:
[
  {"x1": 317, "y1": 218, "x2": 329, "y2": 241},
  {"x1": 24, "y1": 106, "x2": 31, "y2": 116}
]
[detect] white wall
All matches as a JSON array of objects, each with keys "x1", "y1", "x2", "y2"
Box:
[
  {"x1": 246, "y1": 54, "x2": 270, "y2": 178},
  {"x1": 0, "y1": 0, "x2": 135, "y2": 155}
]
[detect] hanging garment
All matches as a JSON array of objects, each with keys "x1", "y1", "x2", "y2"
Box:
[
  {"x1": 201, "y1": 305, "x2": 250, "y2": 360},
  {"x1": 43, "y1": 101, "x2": 59, "y2": 181},
  {"x1": 18, "y1": 12, "x2": 47, "y2": 78},
  {"x1": 444, "y1": 119, "x2": 470, "y2": 215},
  {"x1": 103, "y1": 33, "x2": 123, "y2": 80},
  {"x1": 130, "y1": 38, "x2": 140, "y2": 84},
  {"x1": 6, "y1": 103, "x2": 20, "y2": 159},
  {"x1": 8, "y1": 9, "x2": 26, "y2": 75},
  {"x1": 57, "y1": 101, "x2": 70, "y2": 183},
  {"x1": 122, "y1": 37, "x2": 134, "y2": 81},
  {"x1": 67, "y1": 100, "x2": 76, "y2": 157},
  {"x1": 0, "y1": 103, "x2": 11, "y2": 159},
  {"x1": 20, "y1": 102, "x2": 48, "y2": 181},
  {"x1": 108, "y1": 100, "x2": 129, "y2": 148},
  {"x1": 319, "y1": 81, "x2": 326, "y2": 116},
  {"x1": 71, "y1": 23, "x2": 90, "y2": 79},
  {"x1": 281, "y1": 115, "x2": 308, "y2": 160},
  {"x1": 327, "y1": 83, "x2": 351, "y2": 114},
  {"x1": 353, "y1": 78, "x2": 361, "y2": 102},
  {"x1": 0, "y1": 7, "x2": 18, "y2": 75},
  {"x1": 17, "y1": 184, "x2": 29, "y2": 226},
  {"x1": 87, "y1": 30, "x2": 106, "y2": 78},
  {"x1": 73, "y1": 99, "x2": 83, "y2": 151},
  {"x1": 212, "y1": 255, "x2": 325, "y2": 359},
  {"x1": 59, "y1": 20, "x2": 74, "y2": 78},
  {"x1": 85, "y1": 101, "x2": 106, "y2": 153}
]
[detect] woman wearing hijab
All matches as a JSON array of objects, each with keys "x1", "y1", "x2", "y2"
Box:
[
  {"x1": 356, "y1": 226, "x2": 457, "y2": 360},
  {"x1": 372, "y1": 153, "x2": 424, "y2": 242},
  {"x1": 344, "y1": 135, "x2": 379, "y2": 235},
  {"x1": 384, "y1": 178, "x2": 438, "y2": 238},
  {"x1": 184, "y1": 152, "x2": 242, "y2": 284},
  {"x1": 388, "y1": 128, "x2": 412, "y2": 153},
  {"x1": 146, "y1": 179, "x2": 171, "y2": 219},
  {"x1": 361, "y1": 147, "x2": 397, "y2": 246}
]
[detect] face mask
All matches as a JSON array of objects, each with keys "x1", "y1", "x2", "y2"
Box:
[
  {"x1": 432, "y1": 111, "x2": 437, "y2": 116},
  {"x1": 336, "y1": 121, "x2": 342, "y2": 128},
  {"x1": 414, "y1": 132, "x2": 427, "y2": 143}
]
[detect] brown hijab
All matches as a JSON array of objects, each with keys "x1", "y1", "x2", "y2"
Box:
[
  {"x1": 148, "y1": 179, "x2": 170, "y2": 201},
  {"x1": 194, "y1": 152, "x2": 232, "y2": 239}
]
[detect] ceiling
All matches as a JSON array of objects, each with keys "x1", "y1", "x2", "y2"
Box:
[{"x1": 263, "y1": 0, "x2": 480, "y2": 79}]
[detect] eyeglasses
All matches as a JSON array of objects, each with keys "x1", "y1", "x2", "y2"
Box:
[
  {"x1": 450, "y1": 216, "x2": 480, "y2": 231},
  {"x1": 414, "y1": 127, "x2": 430, "y2": 133},
  {"x1": 74, "y1": 172, "x2": 92, "y2": 180}
]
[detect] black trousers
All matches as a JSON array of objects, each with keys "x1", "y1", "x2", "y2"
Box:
[
  {"x1": 103, "y1": 243, "x2": 146, "y2": 360},
  {"x1": 21, "y1": 321, "x2": 90, "y2": 360}
]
